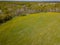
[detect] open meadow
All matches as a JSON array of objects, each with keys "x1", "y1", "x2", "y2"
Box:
[{"x1": 0, "y1": 12, "x2": 60, "y2": 45}]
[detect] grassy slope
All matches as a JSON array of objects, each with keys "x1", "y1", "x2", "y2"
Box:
[{"x1": 0, "y1": 12, "x2": 60, "y2": 45}]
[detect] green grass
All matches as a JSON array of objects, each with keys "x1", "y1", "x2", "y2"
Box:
[{"x1": 0, "y1": 12, "x2": 60, "y2": 45}]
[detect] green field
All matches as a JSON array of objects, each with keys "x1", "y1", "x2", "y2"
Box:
[{"x1": 0, "y1": 12, "x2": 60, "y2": 45}]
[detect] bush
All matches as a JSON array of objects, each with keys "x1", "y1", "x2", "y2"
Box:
[
  {"x1": 20, "y1": 14, "x2": 27, "y2": 16},
  {"x1": 0, "y1": 14, "x2": 12, "y2": 24}
]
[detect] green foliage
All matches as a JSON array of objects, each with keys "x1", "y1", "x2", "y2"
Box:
[
  {"x1": 0, "y1": 2, "x2": 60, "y2": 24},
  {"x1": 19, "y1": 13, "x2": 27, "y2": 16}
]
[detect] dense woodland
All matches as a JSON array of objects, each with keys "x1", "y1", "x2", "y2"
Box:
[{"x1": 0, "y1": 2, "x2": 60, "y2": 24}]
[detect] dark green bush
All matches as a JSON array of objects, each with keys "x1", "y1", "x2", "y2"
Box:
[
  {"x1": 20, "y1": 14, "x2": 27, "y2": 16},
  {"x1": 0, "y1": 14, "x2": 13, "y2": 24}
]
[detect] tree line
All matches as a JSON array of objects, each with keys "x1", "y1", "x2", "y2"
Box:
[{"x1": 0, "y1": 2, "x2": 60, "y2": 24}]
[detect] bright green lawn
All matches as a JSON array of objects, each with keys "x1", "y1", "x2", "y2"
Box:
[{"x1": 0, "y1": 12, "x2": 60, "y2": 45}]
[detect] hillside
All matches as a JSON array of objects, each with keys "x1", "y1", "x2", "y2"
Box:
[
  {"x1": 0, "y1": 2, "x2": 60, "y2": 24},
  {"x1": 0, "y1": 12, "x2": 60, "y2": 45}
]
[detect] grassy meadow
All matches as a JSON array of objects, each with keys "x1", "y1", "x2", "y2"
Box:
[{"x1": 0, "y1": 12, "x2": 60, "y2": 45}]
